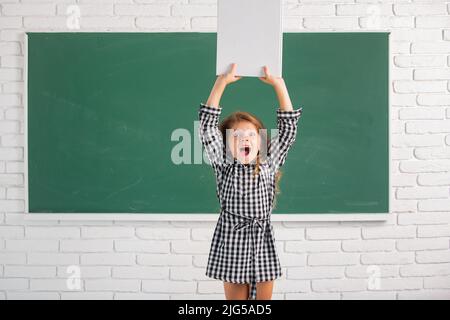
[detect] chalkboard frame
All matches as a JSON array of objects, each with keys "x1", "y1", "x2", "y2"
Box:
[{"x1": 23, "y1": 31, "x2": 391, "y2": 222}]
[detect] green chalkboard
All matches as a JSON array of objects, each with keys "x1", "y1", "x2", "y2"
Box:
[{"x1": 26, "y1": 32, "x2": 389, "y2": 214}]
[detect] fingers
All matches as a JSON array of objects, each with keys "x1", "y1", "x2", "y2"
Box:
[
  {"x1": 230, "y1": 63, "x2": 237, "y2": 74},
  {"x1": 259, "y1": 75, "x2": 269, "y2": 83},
  {"x1": 263, "y1": 65, "x2": 270, "y2": 78}
]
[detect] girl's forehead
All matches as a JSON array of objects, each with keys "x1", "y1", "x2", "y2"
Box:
[{"x1": 231, "y1": 121, "x2": 257, "y2": 131}]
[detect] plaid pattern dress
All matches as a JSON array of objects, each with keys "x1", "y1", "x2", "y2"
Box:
[{"x1": 198, "y1": 102, "x2": 303, "y2": 300}]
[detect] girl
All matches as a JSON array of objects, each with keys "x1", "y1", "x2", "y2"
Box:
[{"x1": 198, "y1": 63, "x2": 303, "y2": 300}]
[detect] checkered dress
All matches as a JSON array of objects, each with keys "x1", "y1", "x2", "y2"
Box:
[{"x1": 198, "y1": 102, "x2": 303, "y2": 300}]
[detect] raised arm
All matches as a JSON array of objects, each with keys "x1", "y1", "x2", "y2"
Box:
[
  {"x1": 198, "y1": 63, "x2": 242, "y2": 168},
  {"x1": 267, "y1": 106, "x2": 303, "y2": 172},
  {"x1": 259, "y1": 66, "x2": 304, "y2": 172},
  {"x1": 198, "y1": 101, "x2": 225, "y2": 168}
]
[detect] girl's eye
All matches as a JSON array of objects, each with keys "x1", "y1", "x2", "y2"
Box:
[{"x1": 232, "y1": 129, "x2": 257, "y2": 137}]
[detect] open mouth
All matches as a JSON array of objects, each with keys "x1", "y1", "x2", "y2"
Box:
[{"x1": 239, "y1": 145, "x2": 251, "y2": 157}]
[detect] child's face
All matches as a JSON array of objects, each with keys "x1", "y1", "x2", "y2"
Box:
[{"x1": 227, "y1": 121, "x2": 260, "y2": 164}]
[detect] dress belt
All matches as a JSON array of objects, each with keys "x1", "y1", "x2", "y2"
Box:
[{"x1": 221, "y1": 209, "x2": 270, "y2": 300}]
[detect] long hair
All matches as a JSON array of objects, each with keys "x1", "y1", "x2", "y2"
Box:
[{"x1": 219, "y1": 111, "x2": 283, "y2": 208}]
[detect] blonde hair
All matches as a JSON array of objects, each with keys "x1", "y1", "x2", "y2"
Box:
[{"x1": 219, "y1": 111, "x2": 283, "y2": 208}]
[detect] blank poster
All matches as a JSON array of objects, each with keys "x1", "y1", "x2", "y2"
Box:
[{"x1": 216, "y1": 0, "x2": 283, "y2": 78}]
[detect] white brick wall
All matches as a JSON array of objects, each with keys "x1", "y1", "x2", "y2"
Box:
[{"x1": 0, "y1": 0, "x2": 450, "y2": 300}]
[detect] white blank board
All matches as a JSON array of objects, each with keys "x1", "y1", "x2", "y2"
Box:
[{"x1": 216, "y1": 0, "x2": 283, "y2": 78}]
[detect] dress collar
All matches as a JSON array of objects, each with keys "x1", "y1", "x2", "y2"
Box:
[{"x1": 232, "y1": 157, "x2": 257, "y2": 167}]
